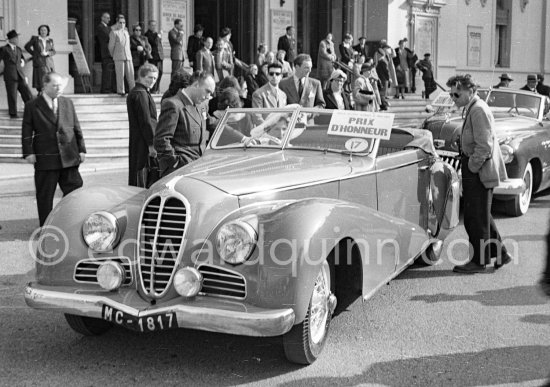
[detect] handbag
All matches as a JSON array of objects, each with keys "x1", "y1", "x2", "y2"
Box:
[{"x1": 137, "y1": 156, "x2": 160, "y2": 188}]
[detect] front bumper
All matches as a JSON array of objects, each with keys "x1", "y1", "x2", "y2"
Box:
[
  {"x1": 493, "y1": 178, "x2": 526, "y2": 196},
  {"x1": 24, "y1": 283, "x2": 295, "y2": 337}
]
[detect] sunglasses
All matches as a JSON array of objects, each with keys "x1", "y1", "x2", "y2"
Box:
[
  {"x1": 268, "y1": 72, "x2": 282, "y2": 76},
  {"x1": 451, "y1": 92, "x2": 461, "y2": 99},
  {"x1": 135, "y1": 28, "x2": 141, "y2": 31}
]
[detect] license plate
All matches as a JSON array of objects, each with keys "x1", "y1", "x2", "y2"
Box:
[{"x1": 102, "y1": 305, "x2": 178, "y2": 332}]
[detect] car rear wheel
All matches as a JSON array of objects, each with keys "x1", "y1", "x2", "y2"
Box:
[
  {"x1": 283, "y1": 261, "x2": 335, "y2": 365},
  {"x1": 64, "y1": 314, "x2": 112, "y2": 336},
  {"x1": 505, "y1": 163, "x2": 533, "y2": 217}
]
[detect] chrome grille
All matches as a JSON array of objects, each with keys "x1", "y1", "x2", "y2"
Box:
[
  {"x1": 198, "y1": 265, "x2": 246, "y2": 299},
  {"x1": 139, "y1": 196, "x2": 188, "y2": 296},
  {"x1": 74, "y1": 257, "x2": 132, "y2": 285},
  {"x1": 439, "y1": 153, "x2": 461, "y2": 172}
]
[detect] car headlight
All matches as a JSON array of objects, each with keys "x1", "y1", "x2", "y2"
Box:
[
  {"x1": 216, "y1": 218, "x2": 258, "y2": 265},
  {"x1": 97, "y1": 261, "x2": 125, "y2": 291},
  {"x1": 82, "y1": 211, "x2": 119, "y2": 252},
  {"x1": 500, "y1": 144, "x2": 514, "y2": 164}
]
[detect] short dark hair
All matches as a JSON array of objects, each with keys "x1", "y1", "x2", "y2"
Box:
[
  {"x1": 138, "y1": 63, "x2": 159, "y2": 78},
  {"x1": 37, "y1": 25, "x2": 50, "y2": 36},
  {"x1": 174, "y1": 18, "x2": 182, "y2": 26},
  {"x1": 116, "y1": 14, "x2": 125, "y2": 22},
  {"x1": 344, "y1": 33, "x2": 353, "y2": 41},
  {"x1": 42, "y1": 71, "x2": 62, "y2": 85},
  {"x1": 194, "y1": 24, "x2": 204, "y2": 33},
  {"x1": 294, "y1": 53, "x2": 312, "y2": 67},
  {"x1": 446, "y1": 74, "x2": 479, "y2": 92},
  {"x1": 216, "y1": 75, "x2": 241, "y2": 93},
  {"x1": 268, "y1": 62, "x2": 283, "y2": 73},
  {"x1": 286, "y1": 26, "x2": 293, "y2": 32},
  {"x1": 220, "y1": 27, "x2": 231, "y2": 38},
  {"x1": 217, "y1": 87, "x2": 242, "y2": 110},
  {"x1": 163, "y1": 69, "x2": 191, "y2": 100},
  {"x1": 190, "y1": 71, "x2": 214, "y2": 87}
]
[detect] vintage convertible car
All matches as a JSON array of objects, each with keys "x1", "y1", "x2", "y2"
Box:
[
  {"x1": 25, "y1": 107, "x2": 459, "y2": 364},
  {"x1": 423, "y1": 88, "x2": 550, "y2": 216}
]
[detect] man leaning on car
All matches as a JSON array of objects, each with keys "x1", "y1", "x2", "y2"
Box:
[{"x1": 154, "y1": 71, "x2": 215, "y2": 177}]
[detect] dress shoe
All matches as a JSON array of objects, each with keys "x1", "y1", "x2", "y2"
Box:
[
  {"x1": 9, "y1": 114, "x2": 18, "y2": 119},
  {"x1": 494, "y1": 253, "x2": 512, "y2": 270},
  {"x1": 453, "y1": 261, "x2": 487, "y2": 274}
]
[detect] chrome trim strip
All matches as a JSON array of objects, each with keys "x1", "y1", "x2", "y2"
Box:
[
  {"x1": 24, "y1": 285, "x2": 295, "y2": 337},
  {"x1": 197, "y1": 264, "x2": 247, "y2": 300}
]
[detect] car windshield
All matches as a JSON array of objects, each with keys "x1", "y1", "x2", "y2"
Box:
[
  {"x1": 210, "y1": 108, "x2": 394, "y2": 155},
  {"x1": 484, "y1": 90, "x2": 541, "y2": 119}
]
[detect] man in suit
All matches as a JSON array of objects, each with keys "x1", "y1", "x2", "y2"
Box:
[
  {"x1": 447, "y1": 74, "x2": 512, "y2": 274},
  {"x1": 187, "y1": 24, "x2": 204, "y2": 72},
  {"x1": 279, "y1": 54, "x2": 325, "y2": 108},
  {"x1": 520, "y1": 74, "x2": 539, "y2": 93},
  {"x1": 195, "y1": 37, "x2": 215, "y2": 78},
  {"x1": 144, "y1": 20, "x2": 164, "y2": 94},
  {"x1": 492, "y1": 73, "x2": 513, "y2": 89},
  {"x1": 277, "y1": 26, "x2": 296, "y2": 65},
  {"x1": 108, "y1": 14, "x2": 135, "y2": 95},
  {"x1": 96, "y1": 12, "x2": 115, "y2": 93},
  {"x1": 127, "y1": 64, "x2": 158, "y2": 187},
  {"x1": 353, "y1": 37, "x2": 368, "y2": 60},
  {"x1": 169, "y1": 18, "x2": 185, "y2": 75},
  {"x1": 0, "y1": 30, "x2": 33, "y2": 118},
  {"x1": 154, "y1": 72, "x2": 215, "y2": 177},
  {"x1": 252, "y1": 62, "x2": 287, "y2": 108},
  {"x1": 536, "y1": 74, "x2": 550, "y2": 97},
  {"x1": 22, "y1": 72, "x2": 86, "y2": 226}
]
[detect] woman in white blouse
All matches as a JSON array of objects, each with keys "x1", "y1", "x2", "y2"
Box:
[{"x1": 24, "y1": 24, "x2": 56, "y2": 92}]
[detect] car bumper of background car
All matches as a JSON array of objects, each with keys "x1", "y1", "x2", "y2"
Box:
[
  {"x1": 493, "y1": 178, "x2": 526, "y2": 196},
  {"x1": 24, "y1": 283, "x2": 295, "y2": 337}
]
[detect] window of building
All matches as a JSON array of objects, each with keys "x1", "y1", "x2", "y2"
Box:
[{"x1": 495, "y1": 0, "x2": 512, "y2": 67}]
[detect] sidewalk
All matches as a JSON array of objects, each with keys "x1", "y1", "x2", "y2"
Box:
[{"x1": 0, "y1": 161, "x2": 127, "y2": 182}]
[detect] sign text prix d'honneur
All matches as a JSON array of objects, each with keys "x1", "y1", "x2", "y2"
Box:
[{"x1": 327, "y1": 111, "x2": 394, "y2": 140}]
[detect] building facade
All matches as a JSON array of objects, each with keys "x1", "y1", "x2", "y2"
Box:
[{"x1": 0, "y1": 0, "x2": 548, "y2": 102}]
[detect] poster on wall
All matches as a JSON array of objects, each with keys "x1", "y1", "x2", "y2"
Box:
[
  {"x1": 467, "y1": 26, "x2": 482, "y2": 67},
  {"x1": 271, "y1": 10, "x2": 292, "y2": 54},
  {"x1": 414, "y1": 15, "x2": 436, "y2": 73},
  {"x1": 161, "y1": 0, "x2": 188, "y2": 53}
]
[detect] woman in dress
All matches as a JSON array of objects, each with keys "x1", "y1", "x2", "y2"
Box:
[
  {"x1": 317, "y1": 32, "x2": 336, "y2": 89},
  {"x1": 24, "y1": 24, "x2": 56, "y2": 92}
]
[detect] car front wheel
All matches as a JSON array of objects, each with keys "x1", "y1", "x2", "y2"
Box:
[
  {"x1": 64, "y1": 314, "x2": 112, "y2": 336},
  {"x1": 283, "y1": 260, "x2": 336, "y2": 365},
  {"x1": 505, "y1": 162, "x2": 533, "y2": 217}
]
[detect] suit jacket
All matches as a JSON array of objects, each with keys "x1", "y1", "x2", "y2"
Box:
[
  {"x1": 187, "y1": 35, "x2": 203, "y2": 66},
  {"x1": 109, "y1": 27, "x2": 132, "y2": 61},
  {"x1": 195, "y1": 48, "x2": 215, "y2": 76},
  {"x1": 0, "y1": 44, "x2": 27, "y2": 81},
  {"x1": 154, "y1": 90, "x2": 208, "y2": 176},
  {"x1": 24, "y1": 36, "x2": 55, "y2": 69},
  {"x1": 536, "y1": 83, "x2": 550, "y2": 97},
  {"x1": 252, "y1": 83, "x2": 287, "y2": 108},
  {"x1": 279, "y1": 76, "x2": 325, "y2": 108},
  {"x1": 352, "y1": 43, "x2": 367, "y2": 59},
  {"x1": 22, "y1": 95, "x2": 86, "y2": 170},
  {"x1": 339, "y1": 43, "x2": 354, "y2": 65},
  {"x1": 168, "y1": 28, "x2": 184, "y2": 61},
  {"x1": 277, "y1": 35, "x2": 296, "y2": 63},
  {"x1": 130, "y1": 35, "x2": 152, "y2": 66},
  {"x1": 323, "y1": 88, "x2": 351, "y2": 110},
  {"x1": 520, "y1": 85, "x2": 537, "y2": 93},
  {"x1": 461, "y1": 96, "x2": 507, "y2": 188},
  {"x1": 144, "y1": 29, "x2": 164, "y2": 61},
  {"x1": 96, "y1": 22, "x2": 112, "y2": 60},
  {"x1": 245, "y1": 74, "x2": 260, "y2": 95}
]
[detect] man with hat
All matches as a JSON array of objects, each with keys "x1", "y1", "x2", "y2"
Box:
[
  {"x1": 493, "y1": 73, "x2": 513, "y2": 88},
  {"x1": 353, "y1": 60, "x2": 380, "y2": 112},
  {"x1": 520, "y1": 74, "x2": 539, "y2": 93},
  {"x1": 324, "y1": 69, "x2": 351, "y2": 110},
  {"x1": 0, "y1": 30, "x2": 33, "y2": 118},
  {"x1": 416, "y1": 53, "x2": 436, "y2": 99}
]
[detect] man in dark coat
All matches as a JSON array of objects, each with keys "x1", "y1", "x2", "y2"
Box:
[
  {"x1": 0, "y1": 30, "x2": 33, "y2": 118},
  {"x1": 22, "y1": 72, "x2": 86, "y2": 226},
  {"x1": 520, "y1": 74, "x2": 539, "y2": 93},
  {"x1": 95, "y1": 12, "x2": 115, "y2": 93},
  {"x1": 187, "y1": 24, "x2": 204, "y2": 72},
  {"x1": 353, "y1": 37, "x2": 368, "y2": 59},
  {"x1": 536, "y1": 74, "x2": 550, "y2": 97},
  {"x1": 127, "y1": 64, "x2": 159, "y2": 187},
  {"x1": 144, "y1": 20, "x2": 164, "y2": 94},
  {"x1": 154, "y1": 72, "x2": 215, "y2": 177},
  {"x1": 168, "y1": 19, "x2": 185, "y2": 75},
  {"x1": 277, "y1": 26, "x2": 296, "y2": 65},
  {"x1": 416, "y1": 53, "x2": 437, "y2": 99}
]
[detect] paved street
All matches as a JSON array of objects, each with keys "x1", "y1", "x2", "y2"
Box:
[{"x1": 0, "y1": 169, "x2": 549, "y2": 386}]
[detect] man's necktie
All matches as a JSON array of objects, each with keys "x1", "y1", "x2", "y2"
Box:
[
  {"x1": 298, "y1": 79, "x2": 303, "y2": 98},
  {"x1": 52, "y1": 98, "x2": 58, "y2": 118}
]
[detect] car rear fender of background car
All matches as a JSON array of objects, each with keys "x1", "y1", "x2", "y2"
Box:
[
  {"x1": 215, "y1": 197, "x2": 432, "y2": 323},
  {"x1": 428, "y1": 160, "x2": 460, "y2": 240}
]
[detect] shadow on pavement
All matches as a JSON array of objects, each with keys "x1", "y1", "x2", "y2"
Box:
[
  {"x1": 0, "y1": 218, "x2": 37, "y2": 242},
  {"x1": 520, "y1": 313, "x2": 550, "y2": 325},
  {"x1": 409, "y1": 285, "x2": 547, "y2": 307},
  {"x1": 277, "y1": 345, "x2": 550, "y2": 387}
]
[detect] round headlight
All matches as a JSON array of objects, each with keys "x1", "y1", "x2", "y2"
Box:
[
  {"x1": 500, "y1": 144, "x2": 514, "y2": 164},
  {"x1": 82, "y1": 211, "x2": 119, "y2": 252},
  {"x1": 216, "y1": 220, "x2": 258, "y2": 265},
  {"x1": 174, "y1": 267, "x2": 203, "y2": 297},
  {"x1": 97, "y1": 261, "x2": 125, "y2": 291}
]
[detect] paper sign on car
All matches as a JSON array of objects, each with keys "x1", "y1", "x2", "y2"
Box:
[
  {"x1": 431, "y1": 92, "x2": 455, "y2": 107},
  {"x1": 327, "y1": 111, "x2": 394, "y2": 140}
]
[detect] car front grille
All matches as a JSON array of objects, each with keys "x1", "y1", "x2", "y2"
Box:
[
  {"x1": 74, "y1": 257, "x2": 132, "y2": 285},
  {"x1": 139, "y1": 195, "x2": 188, "y2": 296},
  {"x1": 198, "y1": 265, "x2": 246, "y2": 299},
  {"x1": 438, "y1": 151, "x2": 461, "y2": 172}
]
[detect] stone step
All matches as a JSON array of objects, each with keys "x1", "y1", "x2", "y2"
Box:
[
  {"x1": 0, "y1": 154, "x2": 128, "y2": 164},
  {"x1": 0, "y1": 141, "x2": 129, "y2": 155},
  {"x1": 0, "y1": 134, "x2": 128, "y2": 145}
]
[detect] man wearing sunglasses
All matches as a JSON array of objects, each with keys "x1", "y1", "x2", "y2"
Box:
[
  {"x1": 448, "y1": 74, "x2": 513, "y2": 274},
  {"x1": 251, "y1": 62, "x2": 287, "y2": 109}
]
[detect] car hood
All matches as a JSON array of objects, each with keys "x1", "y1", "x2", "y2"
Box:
[
  {"x1": 424, "y1": 115, "x2": 539, "y2": 151},
  {"x1": 159, "y1": 149, "x2": 354, "y2": 196}
]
